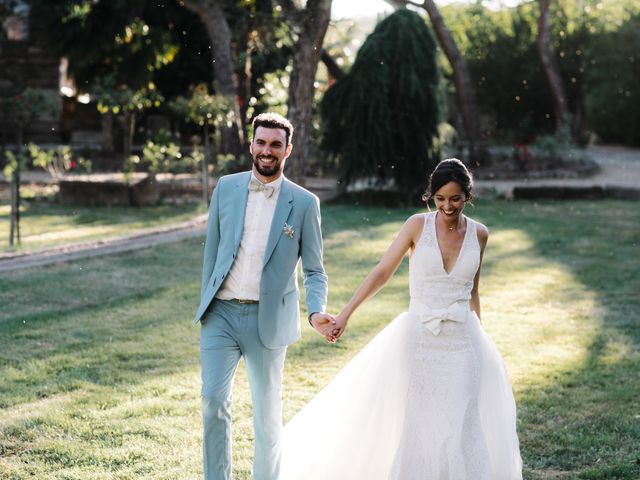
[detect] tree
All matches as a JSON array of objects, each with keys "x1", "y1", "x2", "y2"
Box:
[
  {"x1": 35, "y1": 0, "x2": 292, "y2": 154},
  {"x1": 321, "y1": 9, "x2": 443, "y2": 201},
  {"x1": 93, "y1": 77, "x2": 164, "y2": 169},
  {"x1": 179, "y1": 0, "x2": 244, "y2": 157},
  {"x1": 584, "y1": 13, "x2": 640, "y2": 146},
  {"x1": 537, "y1": 0, "x2": 570, "y2": 130},
  {"x1": 35, "y1": 0, "x2": 210, "y2": 153},
  {"x1": 170, "y1": 84, "x2": 236, "y2": 204},
  {"x1": 278, "y1": 0, "x2": 332, "y2": 183},
  {"x1": 455, "y1": 3, "x2": 555, "y2": 140},
  {"x1": 1, "y1": 88, "x2": 60, "y2": 246},
  {"x1": 386, "y1": 0, "x2": 485, "y2": 164}
]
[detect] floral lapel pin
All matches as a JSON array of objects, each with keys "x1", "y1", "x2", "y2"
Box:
[{"x1": 283, "y1": 223, "x2": 295, "y2": 238}]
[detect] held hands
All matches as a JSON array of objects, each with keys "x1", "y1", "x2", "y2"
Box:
[
  {"x1": 326, "y1": 311, "x2": 348, "y2": 343},
  {"x1": 309, "y1": 312, "x2": 337, "y2": 342},
  {"x1": 309, "y1": 312, "x2": 349, "y2": 344}
]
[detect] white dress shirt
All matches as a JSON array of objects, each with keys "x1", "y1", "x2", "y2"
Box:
[{"x1": 215, "y1": 173, "x2": 283, "y2": 301}]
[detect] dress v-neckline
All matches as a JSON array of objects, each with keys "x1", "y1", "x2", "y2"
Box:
[{"x1": 432, "y1": 212, "x2": 469, "y2": 275}]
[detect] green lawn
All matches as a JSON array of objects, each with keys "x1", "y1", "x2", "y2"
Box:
[
  {"x1": 1, "y1": 200, "x2": 638, "y2": 479},
  {"x1": 0, "y1": 202, "x2": 207, "y2": 254}
]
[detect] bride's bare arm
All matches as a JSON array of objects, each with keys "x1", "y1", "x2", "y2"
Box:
[
  {"x1": 329, "y1": 214, "x2": 424, "y2": 341},
  {"x1": 470, "y1": 222, "x2": 489, "y2": 320}
]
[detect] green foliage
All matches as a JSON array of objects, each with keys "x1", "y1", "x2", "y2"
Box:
[
  {"x1": 169, "y1": 84, "x2": 243, "y2": 176},
  {"x1": 321, "y1": 9, "x2": 443, "y2": 196},
  {"x1": 0, "y1": 88, "x2": 60, "y2": 128},
  {"x1": 442, "y1": 1, "x2": 640, "y2": 144},
  {"x1": 32, "y1": 0, "x2": 292, "y2": 129},
  {"x1": 445, "y1": 3, "x2": 558, "y2": 139},
  {"x1": 28, "y1": 144, "x2": 92, "y2": 178},
  {"x1": 169, "y1": 84, "x2": 236, "y2": 129},
  {"x1": 519, "y1": 127, "x2": 590, "y2": 169},
  {"x1": 583, "y1": 13, "x2": 640, "y2": 146},
  {"x1": 530, "y1": 128, "x2": 573, "y2": 156},
  {"x1": 225, "y1": 0, "x2": 293, "y2": 120},
  {"x1": 126, "y1": 130, "x2": 202, "y2": 175},
  {"x1": 93, "y1": 76, "x2": 163, "y2": 116},
  {"x1": 2, "y1": 150, "x2": 27, "y2": 180},
  {"x1": 215, "y1": 152, "x2": 244, "y2": 176},
  {"x1": 35, "y1": 0, "x2": 186, "y2": 91},
  {"x1": 3, "y1": 143, "x2": 91, "y2": 181}
]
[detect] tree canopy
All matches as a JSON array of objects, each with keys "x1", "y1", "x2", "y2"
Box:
[
  {"x1": 442, "y1": 0, "x2": 640, "y2": 144},
  {"x1": 321, "y1": 8, "x2": 443, "y2": 197}
]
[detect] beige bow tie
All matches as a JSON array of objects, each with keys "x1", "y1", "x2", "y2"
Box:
[{"x1": 248, "y1": 179, "x2": 275, "y2": 198}]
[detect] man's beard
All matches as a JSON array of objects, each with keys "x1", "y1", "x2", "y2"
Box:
[{"x1": 253, "y1": 155, "x2": 281, "y2": 177}]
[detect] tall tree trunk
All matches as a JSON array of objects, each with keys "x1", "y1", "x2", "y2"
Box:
[
  {"x1": 101, "y1": 112, "x2": 114, "y2": 155},
  {"x1": 9, "y1": 168, "x2": 19, "y2": 246},
  {"x1": 122, "y1": 112, "x2": 135, "y2": 170},
  {"x1": 537, "y1": 0, "x2": 570, "y2": 129},
  {"x1": 386, "y1": 0, "x2": 485, "y2": 164},
  {"x1": 422, "y1": 0, "x2": 485, "y2": 163},
  {"x1": 9, "y1": 129, "x2": 24, "y2": 246},
  {"x1": 280, "y1": 0, "x2": 332, "y2": 184},
  {"x1": 238, "y1": 30, "x2": 254, "y2": 142},
  {"x1": 181, "y1": 0, "x2": 244, "y2": 158}
]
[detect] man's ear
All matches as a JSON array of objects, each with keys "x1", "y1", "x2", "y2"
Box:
[{"x1": 284, "y1": 143, "x2": 293, "y2": 159}]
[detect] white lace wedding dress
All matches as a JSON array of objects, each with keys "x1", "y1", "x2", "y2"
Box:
[{"x1": 280, "y1": 212, "x2": 523, "y2": 479}]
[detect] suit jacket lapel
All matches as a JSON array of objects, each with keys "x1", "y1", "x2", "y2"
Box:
[
  {"x1": 233, "y1": 172, "x2": 251, "y2": 249},
  {"x1": 263, "y1": 178, "x2": 293, "y2": 266}
]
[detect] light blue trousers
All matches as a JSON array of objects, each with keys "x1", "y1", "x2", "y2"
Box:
[{"x1": 200, "y1": 299, "x2": 286, "y2": 480}]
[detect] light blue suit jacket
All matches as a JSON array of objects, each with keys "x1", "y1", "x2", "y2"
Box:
[{"x1": 194, "y1": 171, "x2": 328, "y2": 349}]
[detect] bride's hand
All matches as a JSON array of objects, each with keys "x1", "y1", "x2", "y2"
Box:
[{"x1": 327, "y1": 312, "x2": 349, "y2": 343}]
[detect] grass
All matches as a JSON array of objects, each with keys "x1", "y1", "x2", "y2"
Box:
[
  {"x1": 0, "y1": 202, "x2": 207, "y2": 254},
  {"x1": 1, "y1": 200, "x2": 639, "y2": 479}
]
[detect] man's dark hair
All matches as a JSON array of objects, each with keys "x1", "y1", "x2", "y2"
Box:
[{"x1": 252, "y1": 112, "x2": 294, "y2": 146}]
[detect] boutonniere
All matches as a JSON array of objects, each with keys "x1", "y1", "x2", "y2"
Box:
[{"x1": 283, "y1": 223, "x2": 295, "y2": 238}]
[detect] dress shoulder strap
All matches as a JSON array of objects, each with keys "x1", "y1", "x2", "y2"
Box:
[
  {"x1": 465, "y1": 215, "x2": 481, "y2": 251},
  {"x1": 418, "y1": 212, "x2": 436, "y2": 245}
]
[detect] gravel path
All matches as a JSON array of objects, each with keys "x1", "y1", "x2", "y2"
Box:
[
  {"x1": 0, "y1": 215, "x2": 207, "y2": 273},
  {"x1": 475, "y1": 145, "x2": 640, "y2": 197}
]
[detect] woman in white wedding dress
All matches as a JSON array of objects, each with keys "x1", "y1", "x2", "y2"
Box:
[{"x1": 280, "y1": 159, "x2": 523, "y2": 479}]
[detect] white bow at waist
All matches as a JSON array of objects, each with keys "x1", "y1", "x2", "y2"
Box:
[{"x1": 409, "y1": 299, "x2": 470, "y2": 335}]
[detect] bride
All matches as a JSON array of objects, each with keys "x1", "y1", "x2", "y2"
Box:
[{"x1": 281, "y1": 159, "x2": 523, "y2": 479}]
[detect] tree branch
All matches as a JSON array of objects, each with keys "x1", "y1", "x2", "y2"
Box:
[{"x1": 321, "y1": 49, "x2": 345, "y2": 82}]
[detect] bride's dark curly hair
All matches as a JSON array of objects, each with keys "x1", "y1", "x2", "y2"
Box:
[{"x1": 422, "y1": 158, "x2": 474, "y2": 204}]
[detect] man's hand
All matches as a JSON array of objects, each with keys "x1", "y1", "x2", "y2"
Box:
[
  {"x1": 326, "y1": 311, "x2": 348, "y2": 343},
  {"x1": 309, "y1": 313, "x2": 337, "y2": 342}
]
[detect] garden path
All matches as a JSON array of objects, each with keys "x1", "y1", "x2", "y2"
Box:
[{"x1": 474, "y1": 145, "x2": 640, "y2": 197}]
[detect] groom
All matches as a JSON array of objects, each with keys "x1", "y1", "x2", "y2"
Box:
[{"x1": 194, "y1": 112, "x2": 334, "y2": 480}]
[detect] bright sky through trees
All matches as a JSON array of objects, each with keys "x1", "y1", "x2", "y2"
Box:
[{"x1": 331, "y1": 0, "x2": 523, "y2": 20}]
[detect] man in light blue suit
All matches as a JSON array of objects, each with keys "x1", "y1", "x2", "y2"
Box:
[{"x1": 194, "y1": 112, "x2": 334, "y2": 480}]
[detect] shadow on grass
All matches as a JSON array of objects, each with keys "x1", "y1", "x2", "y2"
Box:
[
  {"x1": 2, "y1": 201, "x2": 638, "y2": 479},
  {"x1": 474, "y1": 199, "x2": 640, "y2": 479},
  {"x1": 322, "y1": 200, "x2": 640, "y2": 478},
  {"x1": 15, "y1": 203, "x2": 203, "y2": 227},
  {"x1": 0, "y1": 241, "x2": 205, "y2": 409}
]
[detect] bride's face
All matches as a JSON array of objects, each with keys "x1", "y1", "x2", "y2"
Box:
[{"x1": 433, "y1": 181, "x2": 466, "y2": 220}]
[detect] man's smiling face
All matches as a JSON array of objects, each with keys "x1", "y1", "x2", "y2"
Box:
[{"x1": 250, "y1": 126, "x2": 292, "y2": 182}]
